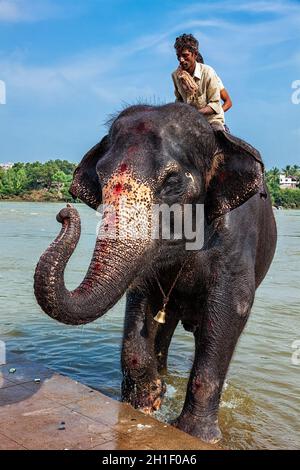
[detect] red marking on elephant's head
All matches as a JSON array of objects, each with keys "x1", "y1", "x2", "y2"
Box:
[
  {"x1": 113, "y1": 182, "x2": 123, "y2": 195},
  {"x1": 119, "y1": 163, "x2": 128, "y2": 173},
  {"x1": 135, "y1": 121, "x2": 150, "y2": 133}
]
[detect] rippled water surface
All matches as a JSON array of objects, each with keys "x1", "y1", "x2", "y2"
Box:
[{"x1": 0, "y1": 202, "x2": 299, "y2": 449}]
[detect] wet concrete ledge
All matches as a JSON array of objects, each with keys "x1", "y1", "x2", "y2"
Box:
[{"x1": 0, "y1": 352, "x2": 218, "y2": 450}]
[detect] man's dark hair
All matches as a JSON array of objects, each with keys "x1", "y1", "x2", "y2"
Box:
[{"x1": 174, "y1": 33, "x2": 204, "y2": 64}]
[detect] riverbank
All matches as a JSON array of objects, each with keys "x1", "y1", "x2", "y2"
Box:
[
  {"x1": 0, "y1": 352, "x2": 218, "y2": 450},
  {"x1": 1, "y1": 192, "x2": 300, "y2": 209},
  {"x1": 0, "y1": 189, "x2": 73, "y2": 203}
]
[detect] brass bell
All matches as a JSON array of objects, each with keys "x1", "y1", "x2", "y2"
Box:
[{"x1": 154, "y1": 307, "x2": 166, "y2": 324}]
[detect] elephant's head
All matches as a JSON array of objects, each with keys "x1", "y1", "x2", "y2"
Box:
[{"x1": 34, "y1": 103, "x2": 264, "y2": 325}]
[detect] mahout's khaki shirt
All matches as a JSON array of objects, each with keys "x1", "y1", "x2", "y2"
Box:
[{"x1": 172, "y1": 62, "x2": 225, "y2": 128}]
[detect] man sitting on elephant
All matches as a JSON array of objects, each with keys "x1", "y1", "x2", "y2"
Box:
[{"x1": 172, "y1": 33, "x2": 230, "y2": 131}]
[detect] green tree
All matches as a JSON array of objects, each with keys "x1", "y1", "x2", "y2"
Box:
[
  {"x1": 53, "y1": 159, "x2": 76, "y2": 175},
  {"x1": 289, "y1": 165, "x2": 300, "y2": 178},
  {"x1": 266, "y1": 167, "x2": 280, "y2": 193},
  {"x1": 0, "y1": 167, "x2": 27, "y2": 195},
  {"x1": 283, "y1": 165, "x2": 292, "y2": 177},
  {"x1": 266, "y1": 166, "x2": 280, "y2": 182},
  {"x1": 13, "y1": 168, "x2": 28, "y2": 194}
]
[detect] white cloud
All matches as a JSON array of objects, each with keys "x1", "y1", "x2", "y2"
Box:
[
  {"x1": 0, "y1": 38, "x2": 161, "y2": 106},
  {"x1": 0, "y1": 0, "x2": 21, "y2": 21},
  {"x1": 229, "y1": 0, "x2": 299, "y2": 13},
  {"x1": 180, "y1": 0, "x2": 300, "y2": 16},
  {"x1": 1, "y1": 0, "x2": 300, "y2": 112},
  {"x1": 165, "y1": 2, "x2": 300, "y2": 76},
  {"x1": 0, "y1": 0, "x2": 66, "y2": 23}
]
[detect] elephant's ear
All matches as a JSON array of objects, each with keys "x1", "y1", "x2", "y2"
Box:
[
  {"x1": 69, "y1": 135, "x2": 109, "y2": 210},
  {"x1": 205, "y1": 130, "x2": 266, "y2": 223}
]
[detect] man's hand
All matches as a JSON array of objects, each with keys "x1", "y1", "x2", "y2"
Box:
[
  {"x1": 176, "y1": 67, "x2": 198, "y2": 96},
  {"x1": 199, "y1": 105, "x2": 215, "y2": 115}
]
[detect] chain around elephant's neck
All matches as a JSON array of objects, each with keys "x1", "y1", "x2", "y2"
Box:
[{"x1": 154, "y1": 258, "x2": 189, "y2": 324}]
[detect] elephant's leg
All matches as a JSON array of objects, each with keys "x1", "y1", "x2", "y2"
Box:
[
  {"x1": 155, "y1": 308, "x2": 180, "y2": 373},
  {"x1": 173, "y1": 280, "x2": 254, "y2": 443},
  {"x1": 121, "y1": 290, "x2": 166, "y2": 414}
]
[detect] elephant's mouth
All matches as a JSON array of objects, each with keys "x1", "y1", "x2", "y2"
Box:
[{"x1": 69, "y1": 180, "x2": 99, "y2": 210}]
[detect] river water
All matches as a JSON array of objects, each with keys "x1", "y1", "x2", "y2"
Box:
[{"x1": 0, "y1": 202, "x2": 299, "y2": 449}]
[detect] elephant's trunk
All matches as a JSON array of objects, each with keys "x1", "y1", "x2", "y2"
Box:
[{"x1": 34, "y1": 202, "x2": 149, "y2": 325}]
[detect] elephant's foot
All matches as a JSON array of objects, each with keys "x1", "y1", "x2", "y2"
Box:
[
  {"x1": 122, "y1": 377, "x2": 166, "y2": 414},
  {"x1": 172, "y1": 412, "x2": 222, "y2": 444}
]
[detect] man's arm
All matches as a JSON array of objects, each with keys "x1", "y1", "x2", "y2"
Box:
[
  {"x1": 216, "y1": 74, "x2": 232, "y2": 112},
  {"x1": 199, "y1": 69, "x2": 223, "y2": 116},
  {"x1": 220, "y1": 88, "x2": 232, "y2": 112}
]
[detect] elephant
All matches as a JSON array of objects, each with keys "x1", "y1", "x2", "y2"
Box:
[{"x1": 34, "y1": 102, "x2": 277, "y2": 444}]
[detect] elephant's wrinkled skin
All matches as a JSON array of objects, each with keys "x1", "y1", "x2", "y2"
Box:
[{"x1": 34, "y1": 103, "x2": 277, "y2": 443}]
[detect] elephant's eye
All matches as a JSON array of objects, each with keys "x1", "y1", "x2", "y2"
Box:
[{"x1": 159, "y1": 172, "x2": 183, "y2": 198}]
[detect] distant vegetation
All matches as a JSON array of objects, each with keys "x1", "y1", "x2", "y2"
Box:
[
  {"x1": 0, "y1": 160, "x2": 76, "y2": 202},
  {"x1": 266, "y1": 165, "x2": 300, "y2": 209},
  {"x1": 0, "y1": 161, "x2": 299, "y2": 208}
]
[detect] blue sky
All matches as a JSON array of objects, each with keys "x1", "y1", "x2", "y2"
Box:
[{"x1": 0, "y1": 0, "x2": 299, "y2": 169}]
